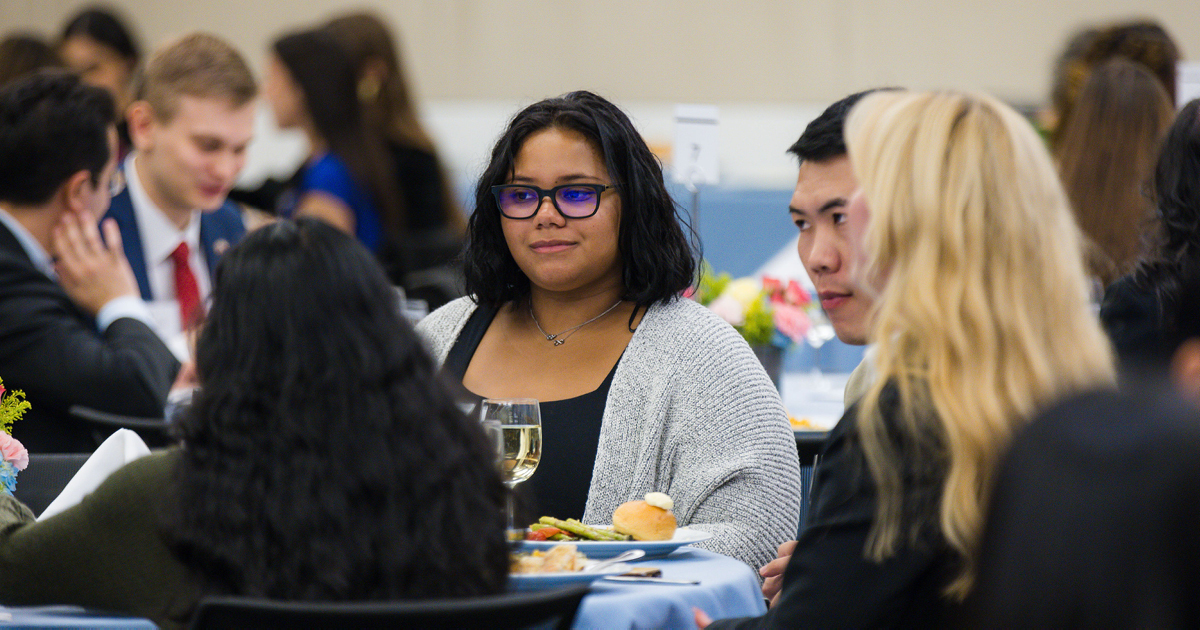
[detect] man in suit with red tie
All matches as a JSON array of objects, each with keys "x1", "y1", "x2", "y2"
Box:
[
  {"x1": 102, "y1": 33, "x2": 256, "y2": 358},
  {"x1": 0, "y1": 71, "x2": 181, "y2": 452}
]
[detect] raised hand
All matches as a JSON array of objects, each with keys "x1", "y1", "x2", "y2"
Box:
[{"x1": 52, "y1": 210, "x2": 139, "y2": 317}]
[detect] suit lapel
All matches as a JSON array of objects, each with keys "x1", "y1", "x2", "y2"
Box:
[{"x1": 103, "y1": 189, "x2": 153, "y2": 300}]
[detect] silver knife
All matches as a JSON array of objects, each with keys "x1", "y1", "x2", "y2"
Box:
[{"x1": 603, "y1": 576, "x2": 701, "y2": 585}]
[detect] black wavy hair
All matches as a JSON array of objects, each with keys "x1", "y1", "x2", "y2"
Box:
[
  {"x1": 167, "y1": 218, "x2": 508, "y2": 600},
  {"x1": 464, "y1": 90, "x2": 698, "y2": 309},
  {"x1": 1140, "y1": 100, "x2": 1200, "y2": 345},
  {"x1": 0, "y1": 69, "x2": 114, "y2": 205},
  {"x1": 60, "y1": 6, "x2": 139, "y2": 63}
]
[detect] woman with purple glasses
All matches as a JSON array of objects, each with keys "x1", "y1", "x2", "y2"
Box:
[{"x1": 416, "y1": 91, "x2": 800, "y2": 571}]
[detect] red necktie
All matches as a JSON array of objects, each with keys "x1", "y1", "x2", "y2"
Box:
[{"x1": 170, "y1": 242, "x2": 203, "y2": 330}]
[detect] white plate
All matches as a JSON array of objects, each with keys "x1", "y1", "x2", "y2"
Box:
[
  {"x1": 508, "y1": 563, "x2": 631, "y2": 591},
  {"x1": 516, "y1": 527, "x2": 713, "y2": 559}
]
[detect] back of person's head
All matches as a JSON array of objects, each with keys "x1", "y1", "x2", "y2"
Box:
[
  {"x1": 0, "y1": 70, "x2": 115, "y2": 206},
  {"x1": 273, "y1": 29, "x2": 405, "y2": 236},
  {"x1": 59, "y1": 6, "x2": 139, "y2": 65},
  {"x1": 1152, "y1": 100, "x2": 1200, "y2": 270},
  {"x1": 136, "y1": 32, "x2": 256, "y2": 122},
  {"x1": 169, "y1": 218, "x2": 507, "y2": 600},
  {"x1": 322, "y1": 12, "x2": 432, "y2": 152},
  {"x1": 788, "y1": 88, "x2": 896, "y2": 164},
  {"x1": 1056, "y1": 58, "x2": 1175, "y2": 286},
  {"x1": 1050, "y1": 18, "x2": 1180, "y2": 148},
  {"x1": 465, "y1": 90, "x2": 697, "y2": 308},
  {"x1": 845, "y1": 89, "x2": 1116, "y2": 598},
  {"x1": 0, "y1": 34, "x2": 65, "y2": 87}
]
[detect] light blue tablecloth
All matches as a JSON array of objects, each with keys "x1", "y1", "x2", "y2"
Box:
[
  {"x1": 0, "y1": 605, "x2": 156, "y2": 628},
  {"x1": 572, "y1": 547, "x2": 766, "y2": 629}
]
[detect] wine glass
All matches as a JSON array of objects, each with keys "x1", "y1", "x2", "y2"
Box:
[{"x1": 480, "y1": 398, "x2": 542, "y2": 539}]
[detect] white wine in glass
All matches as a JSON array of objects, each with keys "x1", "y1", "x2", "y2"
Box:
[{"x1": 480, "y1": 398, "x2": 541, "y2": 538}]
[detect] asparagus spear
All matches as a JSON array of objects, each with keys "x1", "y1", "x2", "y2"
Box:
[{"x1": 537, "y1": 516, "x2": 631, "y2": 541}]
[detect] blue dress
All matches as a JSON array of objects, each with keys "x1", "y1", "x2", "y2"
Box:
[{"x1": 283, "y1": 152, "x2": 384, "y2": 252}]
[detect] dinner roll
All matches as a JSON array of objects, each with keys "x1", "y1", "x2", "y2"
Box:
[{"x1": 612, "y1": 499, "x2": 677, "y2": 541}]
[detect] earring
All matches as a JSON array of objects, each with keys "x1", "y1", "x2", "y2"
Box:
[{"x1": 357, "y1": 77, "x2": 380, "y2": 103}]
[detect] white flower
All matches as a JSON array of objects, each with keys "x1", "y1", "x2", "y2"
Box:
[
  {"x1": 722, "y1": 278, "x2": 762, "y2": 309},
  {"x1": 708, "y1": 294, "x2": 746, "y2": 326}
]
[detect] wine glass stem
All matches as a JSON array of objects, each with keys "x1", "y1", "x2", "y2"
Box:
[{"x1": 505, "y1": 486, "x2": 516, "y2": 532}]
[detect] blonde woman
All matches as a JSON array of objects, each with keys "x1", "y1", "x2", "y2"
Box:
[{"x1": 703, "y1": 90, "x2": 1115, "y2": 628}]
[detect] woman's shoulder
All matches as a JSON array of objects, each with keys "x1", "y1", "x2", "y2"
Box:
[
  {"x1": 628, "y1": 298, "x2": 773, "y2": 392},
  {"x1": 638, "y1": 298, "x2": 755, "y2": 358},
  {"x1": 414, "y1": 296, "x2": 478, "y2": 361}
]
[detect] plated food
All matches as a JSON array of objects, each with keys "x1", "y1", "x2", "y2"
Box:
[{"x1": 511, "y1": 544, "x2": 589, "y2": 574}]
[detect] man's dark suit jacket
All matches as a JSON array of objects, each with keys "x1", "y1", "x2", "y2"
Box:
[
  {"x1": 102, "y1": 188, "x2": 245, "y2": 301},
  {"x1": 0, "y1": 221, "x2": 180, "y2": 453}
]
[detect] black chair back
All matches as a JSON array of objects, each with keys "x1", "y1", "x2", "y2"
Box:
[
  {"x1": 68, "y1": 405, "x2": 177, "y2": 449},
  {"x1": 189, "y1": 584, "x2": 590, "y2": 630},
  {"x1": 12, "y1": 452, "x2": 91, "y2": 517}
]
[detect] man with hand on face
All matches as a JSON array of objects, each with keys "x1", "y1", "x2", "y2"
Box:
[
  {"x1": 103, "y1": 33, "x2": 256, "y2": 359},
  {"x1": 0, "y1": 71, "x2": 180, "y2": 452}
]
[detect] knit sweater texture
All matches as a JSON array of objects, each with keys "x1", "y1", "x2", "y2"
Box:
[{"x1": 417, "y1": 296, "x2": 803, "y2": 570}]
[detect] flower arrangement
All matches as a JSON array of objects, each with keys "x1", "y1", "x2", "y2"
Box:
[
  {"x1": 0, "y1": 378, "x2": 30, "y2": 494},
  {"x1": 691, "y1": 263, "x2": 819, "y2": 348}
]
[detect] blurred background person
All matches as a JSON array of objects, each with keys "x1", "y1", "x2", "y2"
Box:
[
  {"x1": 0, "y1": 219, "x2": 509, "y2": 626},
  {"x1": 0, "y1": 70, "x2": 180, "y2": 453},
  {"x1": 323, "y1": 11, "x2": 466, "y2": 306},
  {"x1": 967, "y1": 256, "x2": 1200, "y2": 628},
  {"x1": 0, "y1": 33, "x2": 64, "y2": 87},
  {"x1": 1045, "y1": 18, "x2": 1180, "y2": 149},
  {"x1": 1102, "y1": 99, "x2": 1200, "y2": 374},
  {"x1": 263, "y1": 30, "x2": 410, "y2": 290},
  {"x1": 417, "y1": 90, "x2": 801, "y2": 571},
  {"x1": 58, "y1": 6, "x2": 141, "y2": 159},
  {"x1": 705, "y1": 90, "x2": 1115, "y2": 628},
  {"x1": 104, "y1": 33, "x2": 256, "y2": 362},
  {"x1": 1054, "y1": 58, "x2": 1174, "y2": 289}
]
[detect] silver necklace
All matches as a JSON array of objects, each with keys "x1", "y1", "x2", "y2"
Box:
[{"x1": 529, "y1": 300, "x2": 623, "y2": 346}]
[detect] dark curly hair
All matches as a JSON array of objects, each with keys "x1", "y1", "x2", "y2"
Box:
[
  {"x1": 1140, "y1": 100, "x2": 1200, "y2": 341},
  {"x1": 167, "y1": 218, "x2": 508, "y2": 600},
  {"x1": 463, "y1": 90, "x2": 698, "y2": 309}
]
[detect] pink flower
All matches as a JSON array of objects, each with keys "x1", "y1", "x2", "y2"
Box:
[
  {"x1": 0, "y1": 432, "x2": 28, "y2": 471},
  {"x1": 773, "y1": 303, "x2": 811, "y2": 344},
  {"x1": 785, "y1": 280, "x2": 811, "y2": 307}
]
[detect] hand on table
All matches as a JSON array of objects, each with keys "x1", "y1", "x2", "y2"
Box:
[
  {"x1": 693, "y1": 606, "x2": 712, "y2": 629},
  {"x1": 52, "y1": 210, "x2": 139, "y2": 317},
  {"x1": 760, "y1": 539, "x2": 797, "y2": 606}
]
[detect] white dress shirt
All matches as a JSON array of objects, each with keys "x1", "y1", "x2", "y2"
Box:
[{"x1": 125, "y1": 154, "x2": 207, "y2": 360}]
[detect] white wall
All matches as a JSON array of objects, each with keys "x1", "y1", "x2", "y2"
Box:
[{"x1": 6, "y1": 0, "x2": 1199, "y2": 189}]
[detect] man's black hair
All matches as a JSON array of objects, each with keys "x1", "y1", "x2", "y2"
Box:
[
  {"x1": 0, "y1": 70, "x2": 115, "y2": 205},
  {"x1": 787, "y1": 88, "x2": 900, "y2": 163}
]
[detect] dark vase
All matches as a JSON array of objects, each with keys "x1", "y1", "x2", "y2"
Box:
[{"x1": 752, "y1": 344, "x2": 783, "y2": 391}]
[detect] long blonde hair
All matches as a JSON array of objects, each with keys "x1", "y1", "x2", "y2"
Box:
[{"x1": 845, "y1": 90, "x2": 1115, "y2": 598}]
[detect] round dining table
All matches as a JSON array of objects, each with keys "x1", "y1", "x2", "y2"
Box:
[{"x1": 564, "y1": 547, "x2": 767, "y2": 628}]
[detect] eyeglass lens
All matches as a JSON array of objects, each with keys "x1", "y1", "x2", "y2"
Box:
[{"x1": 495, "y1": 185, "x2": 603, "y2": 218}]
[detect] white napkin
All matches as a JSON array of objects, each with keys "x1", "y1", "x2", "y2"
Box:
[{"x1": 37, "y1": 429, "x2": 151, "y2": 521}]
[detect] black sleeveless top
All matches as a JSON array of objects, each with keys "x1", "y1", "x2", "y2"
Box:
[{"x1": 444, "y1": 304, "x2": 616, "y2": 520}]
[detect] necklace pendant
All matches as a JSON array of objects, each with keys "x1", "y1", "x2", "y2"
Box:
[
  {"x1": 546, "y1": 333, "x2": 557, "y2": 341},
  {"x1": 553, "y1": 338, "x2": 565, "y2": 346}
]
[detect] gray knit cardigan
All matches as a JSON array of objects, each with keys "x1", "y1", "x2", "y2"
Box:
[{"x1": 416, "y1": 296, "x2": 802, "y2": 570}]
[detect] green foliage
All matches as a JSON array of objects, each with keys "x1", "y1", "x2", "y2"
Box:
[
  {"x1": 694, "y1": 261, "x2": 730, "y2": 306},
  {"x1": 0, "y1": 378, "x2": 30, "y2": 435},
  {"x1": 738, "y1": 296, "x2": 775, "y2": 346}
]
